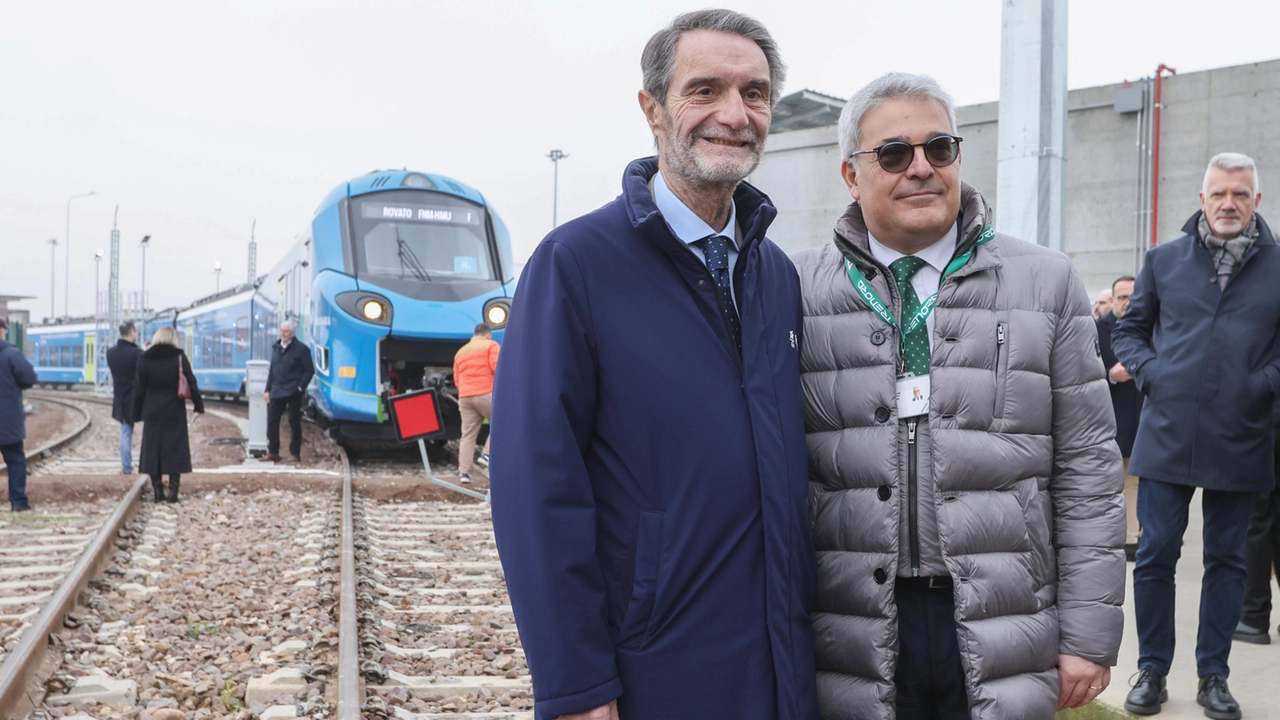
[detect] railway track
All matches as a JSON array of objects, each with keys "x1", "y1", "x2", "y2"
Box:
[
  {"x1": 0, "y1": 392, "x2": 523, "y2": 719},
  {"x1": 1, "y1": 394, "x2": 93, "y2": 477}
]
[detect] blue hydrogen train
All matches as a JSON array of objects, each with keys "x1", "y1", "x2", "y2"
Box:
[{"x1": 26, "y1": 169, "x2": 516, "y2": 443}]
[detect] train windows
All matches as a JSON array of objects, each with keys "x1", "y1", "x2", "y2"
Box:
[
  {"x1": 351, "y1": 190, "x2": 496, "y2": 283},
  {"x1": 59, "y1": 345, "x2": 69, "y2": 367},
  {"x1": 223, "y1": 329, "x2": 234, "y2": 366},
  {"x1": 38, "y1": 345, "x2": 47, "y2": 367},
  {"x1": 236, "y1": 317, "x2": 249, "y2": 351},
  {"x1": 203, "y1": 335, "x2": 214, "y2": 368},
  {"x1": 72, "y1": 344, "x2": 83, "y2": 368}
]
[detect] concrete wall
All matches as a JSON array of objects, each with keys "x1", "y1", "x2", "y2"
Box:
[{"x1": 750, "y1": 59, "x2": 1280, "y2": 295}]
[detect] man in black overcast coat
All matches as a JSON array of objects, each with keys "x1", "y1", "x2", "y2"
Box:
[
  {"x1": 264, "y1": 320, "x2": 313, "y2": 463},
  {"x1": 0, "y1": 318, "x2": 37, "y2": 511},
  {"x1": 105, "y1": 320, "x2": 143, "y2": 475},
  {"x1": 1096, "y1": 275, "x2": 1142, "y2": 560}
]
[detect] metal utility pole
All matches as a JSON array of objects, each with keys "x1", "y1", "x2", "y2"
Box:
[
  {"x1": 94, "y1": 250, "x2": 104, "y2": 318},
  {"x1": 547, "y1": 149, "x2": 569, "y2": 228},
  {"x1": 248, "y1": 220, "x2": 258, "y2": 284},
  {"x1": 108, "y1": 207, "x2": 121, "y2": 344},
  {"x1": 214, "y1": 261, "x2": 223, "y2": 293},
  {"x1": 46, "y1": 239, "x2": 57, "y2": 319},
  {"x1": 140, "y1": 235, "x2": 151, "y2": 320},
  {"x1": 65, "y1": 191, "x2": 97, "y2": 316},
  {"x1": 996, "y1": 0, "x2": 1068, "y2": 251}
]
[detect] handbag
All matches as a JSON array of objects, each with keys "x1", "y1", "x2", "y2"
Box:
[{"x1": 177, "y1": 355, "x2": 192, "y2": 400}]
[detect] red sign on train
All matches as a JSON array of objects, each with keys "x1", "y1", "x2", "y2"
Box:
[{"x1": 388, "y1": 388, "x2": 445, "y2": 443}]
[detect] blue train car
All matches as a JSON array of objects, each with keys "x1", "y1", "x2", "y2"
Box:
[
  {"x1": 263, "y1": 169, "x2": 516, "y2": 442},
  {"x1": 175, "y1": 286, "x2": 259, "y2": 398},
  {"x1": 27, "y1": 321, "x2": 102, "y2": 387}
]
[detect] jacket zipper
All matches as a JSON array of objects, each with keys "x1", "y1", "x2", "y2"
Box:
[
  {"x1": 994, "y1": 322, "x2": 1008, "y2": 417},
  {"x1": 908, "y1": 419, "x2": 920, "y2": 576}
]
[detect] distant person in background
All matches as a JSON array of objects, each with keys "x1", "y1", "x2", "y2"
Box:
[
  {"x1": 263, "y1": 321, "x2": 313, "y2": 463},
  {"x1": 452, "y1": 323, "x2": 498, "y2": 484},
  {"x1": 1093, "y1": 289, "x2": 1113, "y2": 318},
  {"x1": 1097, "y1": 275, "x2": 1142, "y2": 560},
  {"x1": 1235, "y1": 427, "x2": 1280, "y2": 646},
  {"x1": 106, "y1": 320, "x2": 143, "y2": 475},
  {"x1": 0, "y1": 317, "x2": 37, "y2": 512},
  {"x1": 1115, "y1": 152, "x2": 1277, "y2": 718},
  {"x1": 133, "y1": 326, "x2": 203, "y2": 503}
]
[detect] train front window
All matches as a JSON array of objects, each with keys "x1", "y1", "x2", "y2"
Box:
[{"x1": 351, "y1": 191, "x2": 495, "y2": 282}]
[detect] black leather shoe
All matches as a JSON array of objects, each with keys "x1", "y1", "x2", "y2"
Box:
[
  {"x1": 165, "y1": 478, "x2": 180, "y2": 503},
  {"x1": 1233, "y1": 620, "x2": 1270, "y2": 644},
  {"x1": 1125, "y1": 668, "x2": 1168, "y2": 715},
  {"x1": 1197, "y1": 673, "x2": 1241, "y2": 720},
  {"x1": 10, "y1": 503, "x2": 31, "y2": 513}
]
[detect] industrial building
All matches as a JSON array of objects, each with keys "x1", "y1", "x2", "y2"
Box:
[{"x1": 752, "y1": 58, "x2": 1280, "y2": 295}]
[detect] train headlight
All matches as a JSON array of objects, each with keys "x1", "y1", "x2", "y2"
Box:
[
  {"x1": 362, "y1": 300, "x2": 386, "y2": 321},
  {"x1": 336, "y1": 291, "x2": 393, "y2": 326},
  {"x1": 486, "y1": 304, "x2": 507, "y2": 326},
  {"x1": 483, "y1": 298, "x2": 511, "y2": 329}
]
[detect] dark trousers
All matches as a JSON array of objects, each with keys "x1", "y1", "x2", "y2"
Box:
[
  {"x1": 0, "y1": 442, "x2": 27, "y2": 507},
  {"x1": 894, "y1": 579, "x2": 970, "y2": 719},
  {"x1": 267, "y1": 392, "x2": 303, "y2": 457},
  {"x1": 1240, "y1": 487, "x2": 1280, "y2": 630},
  {"x1": 1134, "y1": 477, "x2": 1254, "y2": 677}
]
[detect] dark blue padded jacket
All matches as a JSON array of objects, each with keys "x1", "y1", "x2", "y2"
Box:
[{"x1": 490, "y1": 157, "x2": 818, "y2": 720}]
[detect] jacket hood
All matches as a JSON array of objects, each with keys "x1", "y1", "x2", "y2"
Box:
[
  {"x1": 1181, "y1": 210, "x2": 1276, "y2": 247},
  {"x1": 833, "y1": 182, "x2": 994, "y2": 266},
  {"x1": 143, "y1": 343, "x2": 182, "y2": 359},
  {"x1": 619, "y1": 156, "x2": 778, "y2": 249}
]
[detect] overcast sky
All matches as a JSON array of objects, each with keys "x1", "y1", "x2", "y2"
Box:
[{"x1": 3, "y1": 0, "x2": 1276, "y2": 320}]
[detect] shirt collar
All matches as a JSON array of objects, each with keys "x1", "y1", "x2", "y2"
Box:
[
  {"x1": 867, "y1": 221, "x2": 959, "y2": 273},
  {"x1": 653, "y1": 171, "x2": 738, "y2": 249}
]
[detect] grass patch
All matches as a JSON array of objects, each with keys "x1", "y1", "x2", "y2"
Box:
[
  {"x1": 186, "y1": 622, "x2": 221, "y2": 639},
  {"x1": 1057, "y1": 701, "x2": 1130, "y2": 720}
]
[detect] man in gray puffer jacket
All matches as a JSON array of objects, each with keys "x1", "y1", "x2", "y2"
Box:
[{"x1": 794, "y1": 73, "x2": 1126, "y2": 720}]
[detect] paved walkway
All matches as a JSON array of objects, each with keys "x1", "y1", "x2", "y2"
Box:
[{"x1": 1098, "y1": 491, "x2": 1280, "y2": 718}]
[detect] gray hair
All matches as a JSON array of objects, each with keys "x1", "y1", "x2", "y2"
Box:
[
  {"x1": 838, "y1": 72, "x2": 958, "y2": 161},
  {"x1": 1204, "y1": 152, "x2": 1260, "y2": 194},
  {"x1": 280, "y1": 320, "x2": 295, "y2": 332},
  {"x1": 641, "y1": 9, "x2": 786, "y2": 106}
]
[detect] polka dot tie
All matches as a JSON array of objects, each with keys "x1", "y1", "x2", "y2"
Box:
[
  {"x1": 698, "y1": 235, "x2": 742, "y2": 354},
  {"x1": 889, "y1": 256, "x2": 930, "y2": 377}
]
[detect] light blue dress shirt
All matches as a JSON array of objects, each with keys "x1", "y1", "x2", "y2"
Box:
[{"x1": 653, "y1": 171, "x2": 739, "y2": 306}]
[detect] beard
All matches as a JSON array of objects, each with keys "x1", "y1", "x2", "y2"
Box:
[{"x1": 660, "y1": 108, "x2": 763, "y2": 188}]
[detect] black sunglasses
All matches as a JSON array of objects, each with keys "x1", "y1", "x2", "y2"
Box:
[{"x1": 850, "y1": 135, "x2": 963, "y2": 173}]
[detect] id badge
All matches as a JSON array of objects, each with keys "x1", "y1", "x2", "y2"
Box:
[{"x1": 896, "y1": 374, "x2": 930, "y2": 418}]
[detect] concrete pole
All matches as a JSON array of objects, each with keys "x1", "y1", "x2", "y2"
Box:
[
  {"x1": 548, "y1": 149, "x2": 568, "y2": 228},
  {"x1": 995, "y1": 0, "x2": 1068, "y2": 251},
  {"x1": 109, "y1": 207, "x2": 120, "y2": 343}
]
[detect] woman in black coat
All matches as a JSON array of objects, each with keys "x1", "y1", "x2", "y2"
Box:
[{"x1": 131, "y1": 326, "x2": 203, "y2": 502}]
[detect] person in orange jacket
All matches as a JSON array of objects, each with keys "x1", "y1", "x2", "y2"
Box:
[{"x1": 453, "y1": 323, "x2": 499, "y2": 483}]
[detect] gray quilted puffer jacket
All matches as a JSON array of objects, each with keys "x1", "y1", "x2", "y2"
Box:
[{"x1": 795, "y1": 184, "x2": 1126, "y2": 720}]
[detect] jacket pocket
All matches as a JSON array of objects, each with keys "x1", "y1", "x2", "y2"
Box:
[
  {"x1": 993, "y1": 321, "x2": 1010, "y2": 418},
  {"x1": 617, "y1": 510, "x2": 664, "y2": 649}
]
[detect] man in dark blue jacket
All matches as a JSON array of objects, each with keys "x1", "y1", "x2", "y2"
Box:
[
  {"x1": 105, "y1": 320, "x2": 143, "y2": 475},
  {"x1": 489, "y1": 9, "x2": 816, "y2": 720},
  {"x1": 264, "y1": 321, "x2": 314, "y2": 463},
  {"x1": 1115, "y1": 152, "x2": 1279, "y2": 719},
  {"x1": 0, "y1": 317, "x2": 38, "y2": 511}
]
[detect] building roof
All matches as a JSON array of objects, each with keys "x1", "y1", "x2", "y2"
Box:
[{"x1": 770, "y1": 90, "x2": 846, "y2": 134}]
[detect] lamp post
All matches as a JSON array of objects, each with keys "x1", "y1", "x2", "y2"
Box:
[
  {"x1": 46, "y1": 238, "x2": 57, "y2": 319},
  {"x1": 140, "y1": 235, "x2": 151, "y2": 319},
  {"x1": 214, "y1": 261, "x2": 223, "y2": 293},
  {"x1": 547, "y1": 149, "x2": 568, "y2": 228},
  {"x1": 94, "y1": 249, "x2": 105, "y2": 319},
  {"x1": 66, "y1": 191, "x2": 97, "y2": 316}
]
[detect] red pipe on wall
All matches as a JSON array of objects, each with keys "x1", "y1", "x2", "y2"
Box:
[{"x1": 1150, "y1": 64, "x2": 1177, "y2": 249}]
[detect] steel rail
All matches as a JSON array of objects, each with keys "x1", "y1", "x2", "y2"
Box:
[
  {"x1": 336, "y1": 447, "x2": 362, "y2": 720},
  {"x1": 2, "y1": 395, "x2": 93, "y2": 477},
  {"x1": 0, "y1": 474, "x2": 146, "y2": 717}
]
